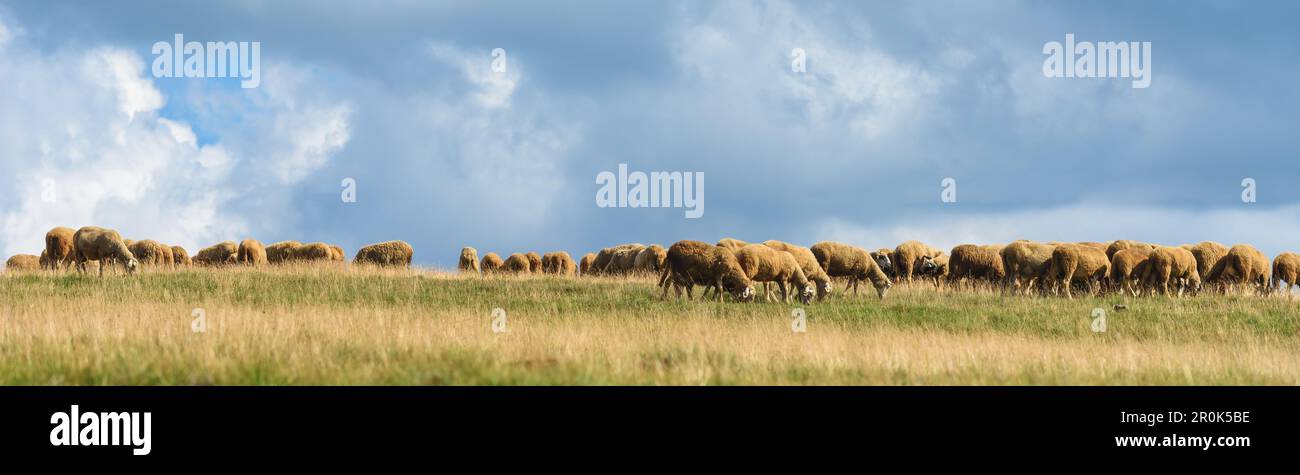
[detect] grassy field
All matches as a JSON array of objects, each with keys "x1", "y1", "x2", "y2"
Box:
[{"x1": 1, "y1": 265, "x2": 1297, "y2": 385}]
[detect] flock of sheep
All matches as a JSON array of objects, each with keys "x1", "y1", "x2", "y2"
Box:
[
  {"x1": 459, "y1": 239, "x2": 1300, "y2": 304},
  {"x1": 3, "y1": 226, "x2": 414, "y2": 275}
]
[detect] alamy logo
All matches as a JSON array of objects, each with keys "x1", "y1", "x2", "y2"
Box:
[
  {"x1": 50, "y1": 405, "x2": 152, "y2": 455},
  {"x1": 596, "y1": 164, "x2": 704, "y2": 219},
  {"x1": 1043, "y1": 33, "x2": 1151, "y2": 89},
  {"x1": 151, "y1": 34, "x2": 261, "y2": 88}
]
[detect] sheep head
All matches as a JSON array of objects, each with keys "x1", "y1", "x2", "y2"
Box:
[
  {"x1": 920, "y1": 256, "x2": 937, "y2": 272},
  {"x1": 816, "y1": 279, "x2": 832, "y2": 300},
  {"x1": 873, "y1": 254, "x2": 892, "y2": 272},
  {"x1": 875, "y1": 280, "x2": 892, "y2": 299},
  {"x1": 798, "y1": 284, "x2": 815, "y2": 305}
]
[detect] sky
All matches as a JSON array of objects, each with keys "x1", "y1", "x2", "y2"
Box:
[{"x1": 1, "y1": 0, "x2": 1298, "y2": 268}]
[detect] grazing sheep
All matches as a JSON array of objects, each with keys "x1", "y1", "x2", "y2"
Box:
[
  {"x1": 194, "y1": 241, "x2": 239, "y2": 267},
  {"x1": 353, "y1": 241, "x2": 414, "y2": 268},
  {"x1": 891, "y1": 240, "x2": 943, "y2": 284},
  {"x1": 458, "y1": 247, "x2": 481, "y2": 274},
  {"x1": 809, "y1": 241, "x2": 892, "y2": 298},
  {"x1": 715, "y1": 238, "x2": 748, "y2": 252},
  {"x1": 265, "y1": 241, "x2": 302, "y2": 264},
  {"x1": 578, "y1": 253, "x2": 597, "y2": 276},
  {"x1": 39, "y1": 249, "x2": 49, "y2": 269},
  {"x1": 870, "y1": 248, "x2": 894, "y2": 275},
  {"x1": 946, "y1": 244, "x2": 1006, "y2": 290},
  {"x1": 601, "y1": 245, "x2": 645, "y2": 275},
  {"x1": 1140, "y1": 246, "x2": 1201, "y2": 296},
  {"x1": 1105, "y1": 240, "x2": 1157, "y2": 260},
  {"x1": 129, "y1": 240, "x2": 173, "y2": 268},
  {"x1": 503, "y1": 253, "x2": 531, "y2": 274},
  {"x1": 658, "y1": 240, "x2": 754, "y2": 302},
  {"x1": 72, "y1": 226, "x2": 139, "y2": 276},
  {"x1": 1110, "y1": 248, "x2": 1155, "y2": 296},
  {"x1": 1204, "y1": 244, "x2": 1270, "y2": 294},
  {"x1": 542, "y1": 251, "x2": 577, "y2": 276},
  {"x1": 237, "y1": 239, "x2": 268, "y2": 266},
  {"x1": 1076, "y1": 241, "x2": 1111, "y2": 252},
  {"x1": 171, "y1": 245, "x2": 192, "y2": 267},
  {"x1": 633, "y1": 245, "x2": 669, "y2": 274},
  {"x1": 5, "y1": 254, "x2": 40, "y2": 272},
  {"x1": 43, "y1": 226, "x2": 76, "y2": 270},
  {"x1": 763, "y1": 240, "x2": 833, "y2": 300},
  {"x1": 293, "y1": 242, "x2": 334, "y2": 262},
  {"x1": 481, "y1": 253, "x2": 504, "y2": 275},
  {"x1": 1188, "y1": 241, "x2": 1229, "y2": 282},
  {"x1": 1044, "y1": 244, "x2": 1109, "y2": 299},
  {"x1": 526, "y1": 252, "x2": 543, "y2": 273},
  {"x1": 328, "y1": 245, "x2": 346, "y2": 262},
  {"x1": 918, "y1": 253, "x2": 950, "y2": 289},
  {"x1": 590, "y1": 243, "x2": 645, "y2": 276},
  {"x1": 1001, "y1": 240, "x2": 1056, "y2": 294},
  {"x1": 735, "y1": 244, "x2": 814, "y2": 304},
  {"x1": 1271, "y1": 253, "x2": 1300, "y2": 297}
]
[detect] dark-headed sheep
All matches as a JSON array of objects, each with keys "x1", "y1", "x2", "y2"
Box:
[
  {"x1": 870, "y1": 248, "x2": 894, "y2": 276},
  {"x1": 918, "y1": 253, "x2": 950, "y2": 289},
  {"x1": 891, "y1": 240, "x2": 943, "y2": 284},
  {"x1": 72, "y1": 226, "x2": 139, "y2": 276},
  {"x1": 735, "y1": 244, "x2": 814, "y2": 304},
  {"x1": 353, "y1": 241, "x2": 414, "y2": 268},
  {"x1": 810, "y1": 241, "x2": 892, "y2": 298},
  {"x1": 43, "y1": 226, "x2": 76, "y2": 270},
  {"x1": 237, "y1": 239, "x2": 268, "y2": 266},
  {"x1": 658, "y1": 240, "x2": 753, "y2": 302},
  {"x1": 1044, "y1": 244, "x2": 1109, "y2": 299},
  {"x1": 459, "y1": 247, "x2": 481, "y2": 274}
]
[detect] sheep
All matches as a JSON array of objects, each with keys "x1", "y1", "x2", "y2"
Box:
[
  {"x1": 171, "y1": 245, "x2": 192, "y2": 267},
  {"x1": 946, "y1": 244, "x2": 1006, "y2": 290},
  {"x1": 809, "y1": 241, "x2": 892, "y2": 298},
  {"x1": 735, "y1": 244, "x2": 814, "y2": 304},
  {"x1": 265, "y1": 241, "x2": 302, "y2": 264},
  {"x1": 1271, "y1": 253, "x2": 1300, "y2": 298},
  {"x1": 129, "y1": 240, "x2": 173, "y2": 268},
  {"x1": 5, "y1": 254, "x2": 40, "y2": 272},
  {"x1": 578, "y1": 253, "x2": 597, "y2": 276},
  {"x1": 1076, "y1": 241, "x2": 1111, "y2": 252},
  {"x1": 542, "y1": 251, "x2": 577, "y2": 276},
  {"x1": 526, "y1": 252, "x2": 543, "y2": 273},
  {"x1": 1043, "y1": 244, "x2": 1109, "y2": 299},
  {"x1": 481, "y1": 253, "x2": 504, "y2": 275},
  {"x1": 633, "y1": 245, "x2": 668, "y2": 274},
  {"x1": 1140, "y1": 246, "x2": 1201, "y2": 296},
  {"x1": 72, "y1": 226, "x2": 139, "y2": 276},
  {"x1": 39, "y1": 250, "x2": 49, "y2": 269},
  {"x1": 1105, "y1": 240, "x2": 1157, "y2": 260},
  {"x1": 294, "y1": 242, "x2": 334, "y2": 262},
  {"x1": 590, "y1": 243, "x2": 644, "y2": 276},
  {"x1": 715, "y1": 238, "x2": 748, "y2": 252},
  {"x1": 353, "y1": 241, "x2": 414, "y2": 268},
  {"x1": 601, "y1": 245, "x2": 645, "y2": 275},
  {"x1": 891, "y1": 240, "x2": 943, "y2": 284},
  {"x1": 658, "y1": 240, "x2": 754, "y2": 302},
  {"x1": 763, "y1": 240, "x2": 833, "y2": 300},
  {"x1": 1204, "y1": 244, "x2": 1270, "y2": 294},
  {"x1": 328, "y1": 245, "x2": 346, "y2": 262},
  {"x1": 917, "y1": 253, "x2": 949, "y2": 289},
  {"x1": 870, "y1": 248, "x2": 894, "y2": 276},
  {"x1": 237, "y1": 239, "x2": 268, "y2": 266},
  {"x1": 503, "y1": 253, "x2": 531, "y2": 274},
  {"x1": 1001, "y1": 240, "x2": 1056, "y2": 294},
  {"x1": 194, "y1": 241, "x2": 239, "y2": 267},
  {"x1": 43, "y1": 226, "x2": 76, "y2": 270},
  {"x1": 1188, "y1": 241, "x2": 1229, "y2": 282},
  {"x1": 458, "y1": 247, "x2": 481, "y2": 274},
  {"x1": 1109, "y1": 248, "x2": 1154, "y2": 297}
]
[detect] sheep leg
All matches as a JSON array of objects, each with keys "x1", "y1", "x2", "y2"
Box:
[
  {"x1": 777, "y1": 281, "x2": 789, "y2": 303},
  {"x1": 1061, "y1": 269, "x2": 1075, "y2": 299}
]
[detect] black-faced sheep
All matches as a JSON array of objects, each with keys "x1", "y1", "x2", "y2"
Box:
[
  {"x1": 237, "y1": 239, "x2": 268, "y2": 266},
  {"x1": 1204, "y1": 244, "x2": 1270, "y2": 294},
  {"x1": 353, "y1": 241, "x2": 414, "y2": 268},
  {"x1": 481, "y1": 253, "x2": 504, "y2": 275},
  {"x1": 809, "y1": 241, "x2": 892, "y2": 298},
  {"x1": 458, "y1": 247, "x2": 481, "y2": 274},
  {"x1": 265, "y1": 241, "x2": 302, "y2": 264},
  {"x1": 1271, "y1": 253, "x2": 1300, "y2": 297},
  {"x1": 891, "y1": 240, "x2": 943, "y2": 284},
  {"x1": 1140, "y1": 246, "x2": 1201, "y2": 296},
  {"x1": 946, "y1": 244, "x2": 1006, "y2": 290},
  {"x1": 1000, "y1": 240, "x2": 1056, "y2": 294},
  {"x1": 43, "y1": 226, "x2": 76, "y2": 270},
  {"x1": 633, "y1": 245, "x2": 668, "y2": 274},
  {"x1": 129, "y1": 240, "x2": 172, "y2": 268},
  {"x1": 194, "y1": 241, "x2": 239, "y2": 267},
  {"x1": 1043, "y1": 244, "x2": 1109, "y2": 299},
  {"x1": 5, "y1": 254, "x2": 40, "y2": 272},
  {"x1": 542, "y1": 251, "x2": 577, "y2": 276},
  {"x1": 171, "y1": 245, "x2": 192, "y2": 267},
  {"x1": 658, "y1": 240, "x2": 754, "y2": 302},
  {"x1": 735, "y1": 244, "x2": 814, "y2": 304},
  {"x1": 1109, "y1": 248, "x2": 1154, "y2": 297},
  {"x1": 918, "y1": 253, "x2": 950, "y2": 289},
  {"x1": 870, "y1": 248, "x2": 894, "y2": 276},
  {"x1": 72, "y1": 226, "x2": 139, "y2": 276},
  {"x1": 763, "y1": 240, "x2": 832, "y2": 300}
]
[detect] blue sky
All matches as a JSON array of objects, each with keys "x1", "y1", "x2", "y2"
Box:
[{"x1": 2, "y1": 1, "x2": 1298, "y2": 267}]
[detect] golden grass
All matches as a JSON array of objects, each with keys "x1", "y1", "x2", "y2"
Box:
[{"x1": 0, "y1": 264, "x2": 1297, "y2": 385}]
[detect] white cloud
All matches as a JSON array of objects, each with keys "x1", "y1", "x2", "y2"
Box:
[{"x1": 0, "y1": 21, "x2": 352, "y2": 256}]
